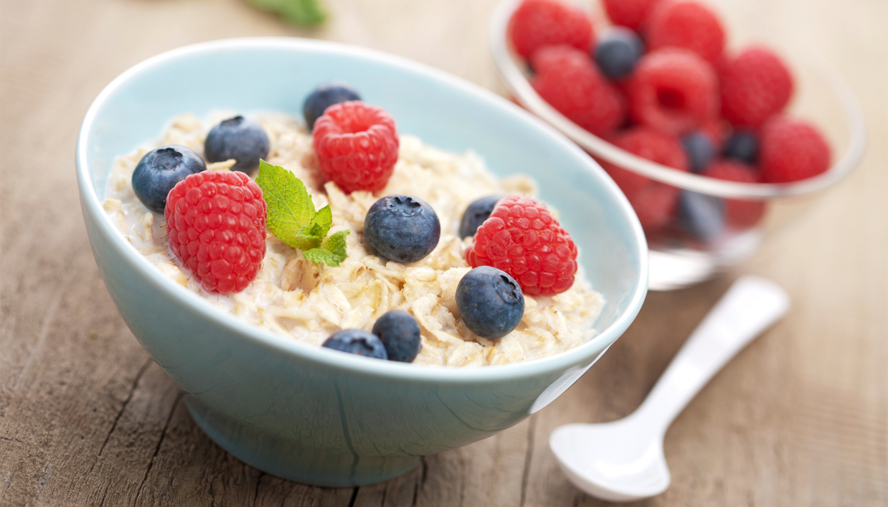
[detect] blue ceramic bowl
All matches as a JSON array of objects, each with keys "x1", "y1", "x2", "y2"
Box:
[{"x1": 76, "y1": 38, "x2": 648, "y2": 487}]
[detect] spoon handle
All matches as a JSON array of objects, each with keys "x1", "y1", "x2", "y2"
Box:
[{"x1": 635, "y1": 276, "x2": 790, "y2": 430}]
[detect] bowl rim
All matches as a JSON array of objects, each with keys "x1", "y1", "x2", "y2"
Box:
[
  {"x1": 489, "y1": 0, "x2": 867, "y2": 200},
  {"x1": 76, "y1": 36, "x2": 649, "y2": 384}
]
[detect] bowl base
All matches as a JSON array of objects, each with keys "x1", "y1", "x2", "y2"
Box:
[{"x1": 184, "y1": 395, "x2": 422, "y2": 487}]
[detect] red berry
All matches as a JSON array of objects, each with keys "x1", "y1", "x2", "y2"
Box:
[
  {"x1": 599, "y1": 127, "x2": 689, "y2": 231},
  {"x1": 627, "y1": 48, "x2": 719, "y2": 135},
  {"x1": 700, "y1": 116, "x2": 728, "y2": 151},
  {"x1": 313, "y1": 101, "x2": 399, "y2": 194},
  {"x1": 508, "y1": 0, "x2": 594, "y2": 59},
  {"x1": 646, "y1": 1, "x2": 726, "y2": 64},
  {"x1": 632, "y1": 184, "x2": 681, "y2": 231},
  {"x1": 165, "y1": 170, "x2": 267, "y2": 294},
  {"x1": 720, "y1": 46, "x2": 794, "y2": 128},
  {"x1": 531, "y1": 46, "x2": 626, "y2": 136},
  {"x1": 602, "y1": 0, "x2": 663, "y2": 31},
  {"x1": 466, "y1": 196, "x2": 578, "y2": 297},
  {"x1": 704, "y1": 160, "x2": 766, "y2": 229},
  {"x1": 760, "y1": 116, "x2": 831, "y2": 183}
]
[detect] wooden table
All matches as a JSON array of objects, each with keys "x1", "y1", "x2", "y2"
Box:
[{"x1": 1, "y1": 0, "x2": 885, "y2": 505}]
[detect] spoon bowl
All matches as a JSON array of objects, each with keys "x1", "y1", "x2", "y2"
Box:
[{"x1": 552, "y1": 418, "x2": 669, "y2": 502}]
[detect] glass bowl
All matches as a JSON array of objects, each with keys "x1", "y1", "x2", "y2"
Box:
[{"x1": 489, "y1": 0, "x2": 866, "y2": 290}]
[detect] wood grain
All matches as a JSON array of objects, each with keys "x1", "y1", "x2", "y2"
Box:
[{"x1": 1, "y1": 0, "x2": 885, "y2": 505}]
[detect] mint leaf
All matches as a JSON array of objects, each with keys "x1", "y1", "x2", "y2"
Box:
[
  {"x1": 291, "y1": 204, "x2": 333, "y2": 250},
  {"x1": 310, "y1": 204, "x2": 333, "y2": 238},
  {"x1": 303, "y1": 229, "x2": 350, "y2": 267},
  {"x1": 291, "y1": 226, "x2": 322, "y2": 251},
  {"x1": 256, "y1": 160, "x2": 316, "y2": 249},
  {"x1": 303, "y1": 248, "x2": 343, "y2": 266},
  {"x1": 323, "y1": 229, "x2": 350, "y2": 257},
  {"x1": 255, "y1": 160, "x2": 349, "y2": 266}
]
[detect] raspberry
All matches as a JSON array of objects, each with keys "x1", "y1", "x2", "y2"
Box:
[
  {"x1": 312, "y1": 101, "x2": 399, "y2": 194},
  {"x1": 165, "y1": 170, "x2": 267, "y2": 294},
  {"x1": 633, "y1": 184, "x2": 682, "y2": 231},
  {"x1": 704, "y1": 160, "x2": 766, "y2": 229},
  {"x1": 700, "y1": 117, "x2": 728, "y2": 150},
  {"x1": 602, "y1": 127, "x2": 688, "y2": 195},
  {"x1": 602, "y1": 0, "x2": 663, "y2": 31},
  {"x1": 508, "y1": 0, "x2": 594, "y2": 59},
  {"x1": 646, "y1": 1, "x2": 726, "y2": 64},
  {"x1": 720, "y1": 46, "x2": 794, "y2": 128},
  {"x1": 760, "y1": 116, "x2": 831, "y2": 183},
  {"x1": 531, "y1": 46, "x2": 625, "y2": 136},
  {"x1": 466, "y1": 196, "x2": 577, "y2": 297},
  {"x1": 627, "y1": 48, "x2": 719, "y2": 135},
  {"x1": 599, "y1": 127, "x2": 689, "y2": 231}
]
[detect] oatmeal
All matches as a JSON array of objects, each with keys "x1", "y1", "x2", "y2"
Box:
[{"x1": 103, "y1": 112, "x2": 604, "y2": 366}]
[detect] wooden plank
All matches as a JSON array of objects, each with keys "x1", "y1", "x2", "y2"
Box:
[
  {"x1": 131, "y1": 397, "x2": 354, "y2": 507},
  {"x1": 0, "y1": 0, "x2": 886, "y2": 505}
]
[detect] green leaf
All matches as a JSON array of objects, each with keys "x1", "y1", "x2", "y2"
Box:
[
  {"x1": 291, "y1": 226, "x2": 321, "y2": 251},
  {"x1": 255, "y1": 160, "x2": 316, "y2": 249},
  {"x1": 310, "y1": 204, "x2": 333, "y2": 238},
  {"x1": 244, "y1": 0, "x2": 284, "y2": 10},
  {"x1": 254, "y1": 159, "x2": 349, "y2": 267},
  {"x1": 303, "y1": 248, "x2": 343, "y2": 266},
  {"x1": 323, "y1": 229, "x2": 350, "y2": 257},
  {"x1": 278, "y1": 0, "x2": 327, "y2": 28},
  {"x1": 303, "y1": 229, "x2": 350, "y2": 267},
  {"x1": 244, "y1": 0, "x2": 327, "y2": 28}
]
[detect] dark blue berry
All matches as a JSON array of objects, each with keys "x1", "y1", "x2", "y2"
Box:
[
  {"x1": 322, "y1": 329, "x2": 388, "y2": 360},
  {"x1": 681, "y1": 132, "x2": 716, "y2": 173},
  {"x1": 364, "y1": 195, "x2": 441, "y2": 264},
  {"x1": 372, "y1": 310, "x2": 422, "y2": 363},
  {"x1": 723, "y1": 130, "x2": 759, "y2": 165},
  {"x1": 456, "y1": 266, "x2": 525, "y2": 339},
  {"x1": 678, "y1": 191, "x2": 725, "y2": 241},
  {"x1": 204, "y1": 116, "x2": 270, "y2": 173},
  {"x1": 303, "y1": 82, "x2": 362, "y2": 131},
  {"x1": 132, "y1": 145, "x2": 206, "y2": 214},
  {"x1": 594, "y1": 28, "x2": 644, "y2": 80},
  {"x1": 459, "y1": 195, "x2": 503, "y2": 239}
]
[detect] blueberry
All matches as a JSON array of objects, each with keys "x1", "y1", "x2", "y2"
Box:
[
  {"x1": 594, "y1": 28, "x2": 644, "y2": 80},
  {"x1": 303, "y1": 82, "x2": 362, "y2": 131},
  {"x1": 723, "y1": 130, "x2": 759, "y2": 165},
  {"x1": 456, "y1": 266, "x2": 525, "y2": 339},
  {"x1": 204, "y1": 116, "x2": 270, "y2": 173},
  {"x1": 364, "y1": 195, "x2": 441, "y2": 264},
  {"x1": 681, "y1": 132, "x2": 715, "y2": 173},
  {"x1": 372, "y1": 310, "x2": 422, "y2": 362},
  {"x1": 322, "y1": 329, "x2": 388, "y2": 359},
  {"x1": 678, "y1": 191, "x2": 725, "y2": 241},
  {"x1": 132, "y1": 145, "x2": 206, "y2": 214},
  {"x1": 459, "y1": 195, "x2": 503, "y2": 239}
]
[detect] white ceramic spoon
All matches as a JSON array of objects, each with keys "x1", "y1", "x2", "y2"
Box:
[{"x1": 550, "y1": 276, "x2": 790, "y2": 502}]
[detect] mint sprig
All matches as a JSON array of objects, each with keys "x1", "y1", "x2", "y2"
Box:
[{"x1": 255, "y1": 160, "x2": 349, "y2": 266}]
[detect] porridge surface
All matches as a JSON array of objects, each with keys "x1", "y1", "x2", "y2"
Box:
[{"x1": 103, "y1": 112, "x2": 604, "y2": 366}]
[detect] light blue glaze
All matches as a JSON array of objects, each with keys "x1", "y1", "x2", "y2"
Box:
[{"x1": 75, "y1": 38, "x2": 648, "y2": 486}]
